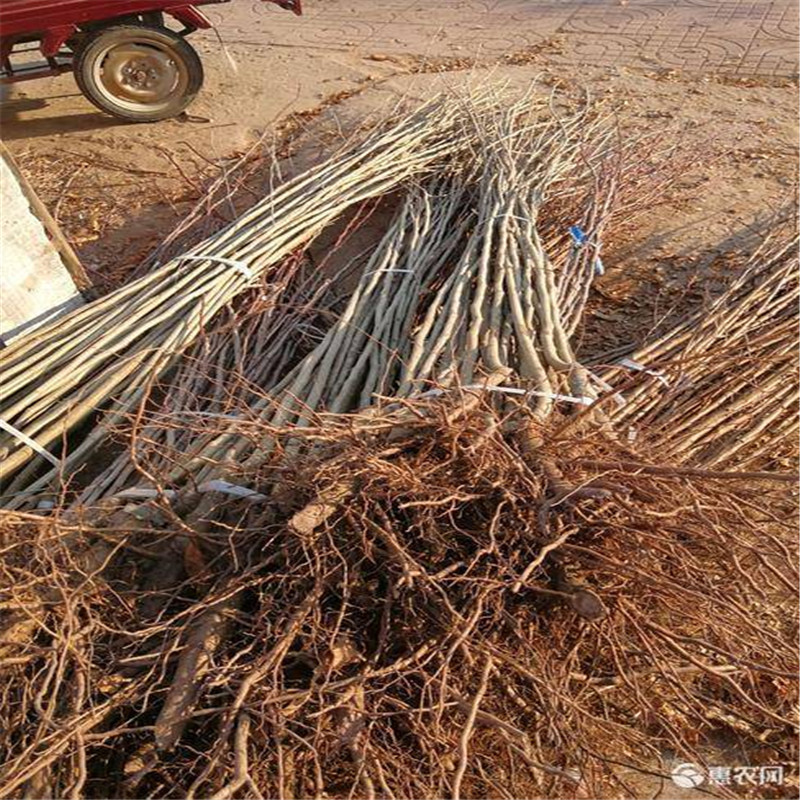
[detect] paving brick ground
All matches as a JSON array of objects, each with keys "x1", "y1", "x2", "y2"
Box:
[
  {"x1": 209, "y1": 0, "x2": 799, "y2": 79},
  {"x1": 3, "y1": 0, "x2": 796, "y2": 277}
]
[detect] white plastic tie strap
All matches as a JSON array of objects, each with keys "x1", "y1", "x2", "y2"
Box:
[
  {"x1": 177, "y1": 254, "x2": 254, "y2": 280},
  {"x1": 405, "y1": 385, "x2": 594, "y2": 406},
  {"x1": 495, "y1": 213, "x2": 532, "y2": 224},
  {"x1": 198, "y1": 480, "x2": 268, "y2": 502},
  {"x1": 364, "y1": 269, "x2": 415, "y2": 277},
  {"x1": 115, "y1": 487, "x2": 176, "y2": 501},
  {"x1": 151, "y1": 411, "x2": 244, "y2": 422},
  {"x1": 0, "y1": 418, "x2": 60, "y2": 468},
  {"x1": 471, "y1": 385, "x2": 595, "y2": 406},
  {"x1": 588, "y1": 371, "x2": 626, "y2": 408},
  {"x1": 618, "y1": 357, "x2": 670, "y2": 387},
  {"x1": 115, "y1": 481, "x2": 267, "y2": 504}
]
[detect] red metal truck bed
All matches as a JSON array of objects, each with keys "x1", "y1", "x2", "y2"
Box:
[
  {"x1": 0, "y1": 1, "x2": 230, "y2": 37},
  {"x1": 0, "y1": 0, "x2": 298, "y2": 37}
]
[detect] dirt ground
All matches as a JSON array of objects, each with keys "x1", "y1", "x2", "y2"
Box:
[{"x1": 0, "y1": 0, "x2": 797, "y2": 301}]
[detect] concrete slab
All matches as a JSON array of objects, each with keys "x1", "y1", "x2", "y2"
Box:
[{"x1": 0, "y1": 152, "x2": 84, "y2": 343}]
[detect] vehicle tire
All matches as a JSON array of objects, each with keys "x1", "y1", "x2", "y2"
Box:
[{"x1": 73, "y1": 24, "x2": 203, "y2": 122}]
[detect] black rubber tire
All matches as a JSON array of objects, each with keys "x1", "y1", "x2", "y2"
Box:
[{"x1": 73, "y1": 24, "x2": 204, "y2": 122}]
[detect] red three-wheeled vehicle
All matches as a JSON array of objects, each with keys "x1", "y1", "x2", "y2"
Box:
[{"x1": 0, "y1": 0, "x2": 302, "y2": 121}]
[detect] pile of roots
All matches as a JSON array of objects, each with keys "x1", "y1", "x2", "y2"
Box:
[
  {"x1": 0, "y1": 409, "x2": 796, "y2": 798},
  {"x1": 0, "y1": 87, "x2": 796, "y2": 799}
]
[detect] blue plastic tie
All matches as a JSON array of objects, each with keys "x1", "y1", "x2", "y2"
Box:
[
  {"x1": 569, "y1": 225, "x2": 604, "y2": 276},
  {"x1": 569, "y1": 224, "x2": 588, "y2": 246}
]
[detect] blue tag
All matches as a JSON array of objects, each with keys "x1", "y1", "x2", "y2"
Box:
[{"x1": 569, "y1": 225, "x2": 588, "y2": 246}]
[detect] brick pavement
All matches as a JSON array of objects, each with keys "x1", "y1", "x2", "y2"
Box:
[{"x1": 210, "y1": 0, "x2": 799, "y2": 79}]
